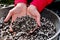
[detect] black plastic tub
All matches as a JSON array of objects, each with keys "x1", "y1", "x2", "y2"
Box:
[{"x1": 0, "y1": 6, "x2": 60, "y2": 40}]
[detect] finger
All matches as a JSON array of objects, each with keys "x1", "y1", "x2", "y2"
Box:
[
  {"x1": 27, "y1": 9, "x2": 32, "y2": 17},
  {"x1": 12, "y1": 14, "x2": 17, "y2": 23},
  {"x1": 9, "y1": 13, "x2": 20, "y2": 32},
  {"x1": 29, "y1": 8, "x2": 41, "y2": 26},
  {"x1": 9, "y1": 22, "x2": 13, "y2": 32},
  {"x1": 36, "y1": 14, "x2": 41, "y2": 26},
  {"x1": 4, "y1": 10, "x2": 13, "y2": 22}
]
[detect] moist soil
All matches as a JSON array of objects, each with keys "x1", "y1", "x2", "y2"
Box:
[{"x1": 0, "y1": 15, "x2": 56, "y2": 40}]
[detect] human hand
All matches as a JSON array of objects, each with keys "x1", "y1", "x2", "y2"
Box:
[
  {"x1": 4, "y1": 3, "x2": 27, "y2": 32},
  {"x1": 27, "y1": 5, "x2": 41, "y2": 33}
]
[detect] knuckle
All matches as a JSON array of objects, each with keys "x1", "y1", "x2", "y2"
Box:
[
  {"x1": 28, "y1": 7, "x2": 34, "y2": 11},
  {"x1": 27, "y1": 7, "x2": 30, "y2": 11},
  {"x1": 9, "y1": 10, "x2": 12, "y2": 13},
  {"x1": 9, "y1": 9, "x2": 14, "y2": 13}
]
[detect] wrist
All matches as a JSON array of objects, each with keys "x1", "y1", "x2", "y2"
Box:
[
  {"x1": 17, "y1": 3, "x2": 26, "y2": 6},
  {"x1": 30, "y1": 5, "x2": 37, "y2": 9},
  {"x1": 16, "y1": 3, "x2": 26, "y2": 7},
  {"x1": 29, "y1": 5, "x2": 37, "y2": 11}
]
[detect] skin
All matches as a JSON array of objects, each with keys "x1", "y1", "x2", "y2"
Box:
[
  {"x1": 27, "y1": 5, "x2": 41, "y2": 26},
  {"x1": 4, "y1": 3, "x2": 27, "y2": 32},
  {"x1": 27, "y1": 5, "x2": 41, "y2": 33},
  {"x1": 4, "y1": 3, "x2": 41, "y2": 33}
]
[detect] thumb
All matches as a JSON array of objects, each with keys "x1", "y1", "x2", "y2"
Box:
[{"x1": 4, "y1": 10, "x2": 13, "y2": 22}]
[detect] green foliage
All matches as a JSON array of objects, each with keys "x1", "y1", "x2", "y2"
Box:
[{"x1": 0, "y1": 0, "x2": 14, "y2": 4}]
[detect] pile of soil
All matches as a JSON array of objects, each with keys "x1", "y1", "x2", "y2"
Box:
[
  {"x1": 12, "y1": 15, "x2": 37, "y2": 33},
  {"x1": 0, "y1": 15, "x2": 56, "y2": 40}
]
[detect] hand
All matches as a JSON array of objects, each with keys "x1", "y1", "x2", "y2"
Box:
[
  {"x1": 27, "y1": 5, "x2": 41, "y2": 33},
  {"x1": 4, "y1": 3, "x2": 27, "y2": 22},
  {"x1": 4, "y1": 3, "x2": 27, "y2": 32}
]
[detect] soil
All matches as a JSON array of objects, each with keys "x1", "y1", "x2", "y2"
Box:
[{"x1": 0, "y1": 15, "x2": 56, "y2": 40}]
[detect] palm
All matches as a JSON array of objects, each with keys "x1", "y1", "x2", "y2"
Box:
[
  {"x1": 4, "y1": 3, "x2": 26, "y2": 22},
  {"x1": 4, "y1": 3, "x2": 27, "y2": 32}
]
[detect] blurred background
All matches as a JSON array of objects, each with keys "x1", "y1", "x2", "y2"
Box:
[
  {"x1": 47, "y1": 0, "x2": 60, "y2": 17},
  {"x1": 0, "y1": 0, "x2": 13, "y2": 4}
]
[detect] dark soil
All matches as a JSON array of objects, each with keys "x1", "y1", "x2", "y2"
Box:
[
  {"x1": 0, "y1": 15, "x2": 56, "y2": 40},
  {"x1": 12, "y1": 15, "x2": 37, "y2": 33}
]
